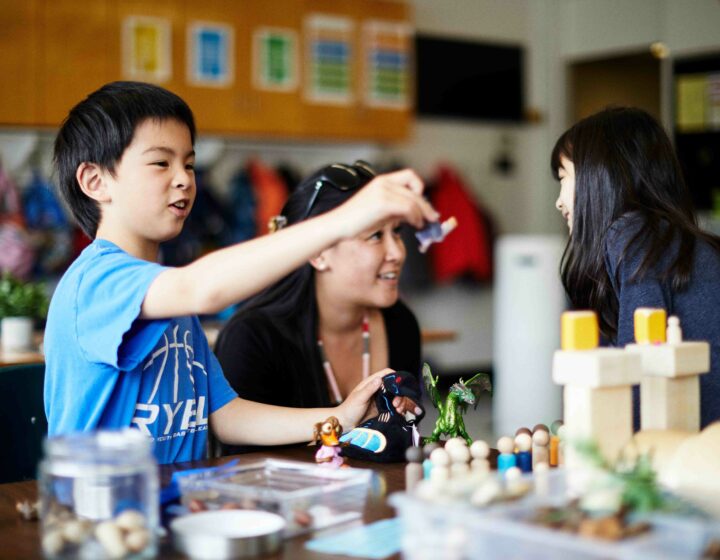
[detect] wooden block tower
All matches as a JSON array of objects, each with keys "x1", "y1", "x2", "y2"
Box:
[
  {"x1": 625, "y1": 308, "x2": 709, "y2": 432},
  {"x1": 552, "y1": 311, "x2": 642, "y2": 463}
]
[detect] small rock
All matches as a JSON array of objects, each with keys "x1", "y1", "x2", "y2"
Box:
[
  {"x1": 95, "y1": 521, "x2": 128, "y2": 559},
  {"x1": 125, "y1": 528, "x2": 151, "y2": 553},
  {"x1": 42, "y1": 529, "x2": 65, "y2": 556},
  {"x1": 114, "y1": 509, "x2": 146, "y2": 531}
]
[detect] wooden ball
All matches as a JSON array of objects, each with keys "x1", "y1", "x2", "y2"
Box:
[
  {"x1": 497, "y1": 436, "x2": 514, "y2": 454},
  {"x1": 515, "y1": 433, "x2": 532, "y2": 452}
]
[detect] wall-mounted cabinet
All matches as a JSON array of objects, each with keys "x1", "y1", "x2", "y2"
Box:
[
  {"x1": 0, "y1": 0, "x2": 412, "y2": 141},
  {"x1": 0, "y1": 1, "x2": 40, "y2": 126}
]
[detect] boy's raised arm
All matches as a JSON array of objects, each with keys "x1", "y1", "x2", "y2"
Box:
[{"x1": 141, "y1": 170, "x2": 437, "y2": 319}]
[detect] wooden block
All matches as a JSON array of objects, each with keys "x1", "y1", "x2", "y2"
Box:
[
  {"x1": 641, "y1": 375, "x2": 701, "y2": 431},
  {"x1": 561, "y1": 311, "x2": 599, "y2": 350},
  {"x1": 552, "y1": 348, "x2": 642, "y2": 388},
  {"x1": 563, "y1": 385, "x2": 633, "y2": 463},
  {"x1": 626, "y1": 429, "x2": 694, "y2": 473},
  {"x1": 625, "y1": 341, "x2": 710, "y2": 377},
  {"x1": 633, "y1": 308, "x2": 667, "y2": 344},
  {"x1": 659, "y1": 423, "x2": 720, "y2": 518}
]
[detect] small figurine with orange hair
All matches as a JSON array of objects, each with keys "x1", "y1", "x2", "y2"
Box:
[{"x1": 311, "y1": 416, "x2": 346, "y2": 468}]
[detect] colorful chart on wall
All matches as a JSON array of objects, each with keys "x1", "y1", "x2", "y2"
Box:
[
  {"x1": 304, "y1": 15, "x2": 354, "y2": 105},
  {"x1": 363, "y1": 21, "x2": 411, "y2": 109},
  {"x1": 675, "y1": 72, "x2": 720, "y2": 132},
  {"x1": 187, "y1": 22, "x2": 234, "y2": 87},
  {"x1": 122, "y1": 16, "x2": 172, "y2": 83},
  {"x1": 676, "y1": 74, "x2": 707, "y2": 132},
  {"x1": 253, "y1": 28, "x2": 298, "y2": 92},
  {"x1": 710, "y1": 73, "x2": 720, "y2": 129}
]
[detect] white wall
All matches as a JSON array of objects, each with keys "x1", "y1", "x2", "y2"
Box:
[
  {"x1": 405, "y1": 0, "x2": 720, "y2": 370},
  {"x1": 559, "y1": 0, "x2": 720, "y2": 60},
  {"x1": 400, "y1": 0, "x2": 567, "y2": 370},
  {"x1": 665, "y1": 0, "x2": 720, "y2": 55},
  {"x1": 559, "y1": 0, "x2": 665, "y2": 60}
]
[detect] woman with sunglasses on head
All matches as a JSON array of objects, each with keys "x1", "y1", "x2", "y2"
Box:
[
  {"x1": 215, "y1": 162, "x2": 423, "y2": 454},
  {"x1": 552, "y1": 107, "x2": 720, "y2": 429}
]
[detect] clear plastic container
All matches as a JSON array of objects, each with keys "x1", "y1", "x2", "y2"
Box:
[
  {"x1": 389, "y1": 469, "x2": 720, "y2": 560},
  {"x1": 178, "y1": 459, "x2": 372, "y2": 536},
  {"x1": 38, "y1": 429, "x2": 158, "y2": 559}
]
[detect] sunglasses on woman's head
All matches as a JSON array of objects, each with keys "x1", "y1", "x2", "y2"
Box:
[{"x1": 302, "y1": 160, "x2": 377, "y2": 220}]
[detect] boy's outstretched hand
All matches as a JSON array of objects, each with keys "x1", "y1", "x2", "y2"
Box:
[
  {"x1": 337, "y1": 368, "x2": 422, "y2": 429},
  {"x1": 331, "y1": 169, "x2": 439, "y2": 237}
]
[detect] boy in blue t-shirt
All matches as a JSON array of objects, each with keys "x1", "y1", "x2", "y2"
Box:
[{"x1": 45, "y1": 81, "x2": 435, "y2": 464}]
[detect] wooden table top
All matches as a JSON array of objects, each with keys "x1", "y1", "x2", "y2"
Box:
[
  {"x1": 0, "y1": 349, "x2": 44, "y2": 367},
  {"x1": 0, "y1": 446, "x2": 406, "y2": 559}
]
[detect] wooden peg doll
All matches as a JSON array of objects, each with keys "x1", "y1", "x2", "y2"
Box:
[
  {"x1": 470, "y1": 440, "x2": 490, "y2": 474},
  {"x1": 514, "y1": 433, "x2": 533, "y2": 473},
  {"x1": 497, "y1": 436, "x2": 517, "y2": 474},
  {"x1": 532, "y1": 428, "x2": 550, "y2": 468},
  {"x1": 405, "y1": 446, "x2": 424, "y2": 492}
]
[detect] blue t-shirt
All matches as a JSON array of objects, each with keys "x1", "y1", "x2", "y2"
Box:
[
  {"x1": 605, "y1": 212, "x2": 720, "y2": 429},
  {"x1": 44, "y1": 239, "x2": 238, "y2": 464}
]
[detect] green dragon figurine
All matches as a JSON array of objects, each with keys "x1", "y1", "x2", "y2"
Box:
[{"x1": 422, "y1": 362, "x2": 492, "y2": 445}]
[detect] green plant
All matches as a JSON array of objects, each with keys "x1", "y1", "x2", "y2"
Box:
[
  {"x1": 571, "y1": 438, "x2": 667, "y2": 514},
  {"x1": 0, "y1": 273, "x2": 50, "y2": 319}
]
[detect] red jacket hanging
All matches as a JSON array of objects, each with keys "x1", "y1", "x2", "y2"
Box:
[{"x1": 428, "y1": 164, "x2": 493, "y2": 283}]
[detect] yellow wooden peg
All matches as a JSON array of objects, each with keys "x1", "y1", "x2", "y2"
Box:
[
  {"x1": 561, "y1": 311, "x2": 599, "y2": 350},
  {"x1": 634, "y1": 308, "x2": 667, "y2": 344}
]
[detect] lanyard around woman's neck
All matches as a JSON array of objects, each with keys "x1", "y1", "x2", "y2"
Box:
[{"x1": 317, "y1": 313, "x2": 370, "y2": 405}]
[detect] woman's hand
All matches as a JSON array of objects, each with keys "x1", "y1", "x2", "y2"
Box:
[
  {"x1": 335, "y1": 368, "x2": 390, "y2": 429},
  {"x1": 330, "y1": 169, "x2": 439, "y2": 238},
  {"x1": 336, "y1": 368, "x2": 424, "y2": 429}
]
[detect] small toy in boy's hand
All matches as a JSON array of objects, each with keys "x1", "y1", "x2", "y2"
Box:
[
  {"x1": 415, "y1": 216, "x2": 458, "y2": 254},
  {"x1": 310, "y1": 416, "x2": 346, "y2": 468}
]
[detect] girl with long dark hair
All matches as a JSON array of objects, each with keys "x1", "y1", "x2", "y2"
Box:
[
  {"x1": 215, "y1": 162, "x2": 422, "y2": 453},
  {"x1": 552, "y1": 106, "x2": 720, "y2": 428}
]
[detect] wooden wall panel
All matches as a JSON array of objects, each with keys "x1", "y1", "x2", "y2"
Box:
[
  {"x1": 0, "y1": 0, "x2": 40, "y2": 126},
  {"x1": 39, "y1": 0, "x2": 113, "y2": 125},
  {"x1": 182, "y1": 0, "x2": 303, "y2": 136},
  {"x1": 299, "y1": 0, "x2": 411, "y2": 141},
  {"x1": 0, "y1": 0, "x2": 411, "y2": 139}
]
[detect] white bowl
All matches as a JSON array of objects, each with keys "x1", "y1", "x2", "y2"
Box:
[{"x1": 171, "y1": 510, "x2": 286, "y2": 559}]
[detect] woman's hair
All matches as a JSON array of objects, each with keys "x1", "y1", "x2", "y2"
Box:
[
  {"x1": 239, "y1": 161, "x2": 375, "y2": 319},
  {"x1": 216, "y1": 162, "x2": 376, "y2": 376},
  {"x1": 551, "y1": 106, "x2": 720, "y2": 338}
]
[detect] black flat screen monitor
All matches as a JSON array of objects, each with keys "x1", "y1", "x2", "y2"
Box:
[{"x1": 415, "y1": 35, "x2": 524, "y2": 122}]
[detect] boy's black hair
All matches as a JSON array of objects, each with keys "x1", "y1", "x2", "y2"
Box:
[{"x1": 53, "y1": 81, "x2": 196, "y2": 238}]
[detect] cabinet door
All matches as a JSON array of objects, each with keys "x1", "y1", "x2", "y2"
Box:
[
  {"x1": 182, "y1": 0, "x2": 303, "y2": 136},
  {"x1": 352, "y1": 0, "x2": 412, "y2": 141},
  {"x1": 113, "y1": 0, "x2": 186, "y2": 95},
  {"x1": 0, "y1": 0, "x2": 40, "y2": 125},
  {"x1": 38, "y1": 0, "x2": 113, "y2": 125},
  {"x1": 299, "y1": 0, "x2": 411, "y2": 141}
]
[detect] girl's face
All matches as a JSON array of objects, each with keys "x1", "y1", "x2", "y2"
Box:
[
  {"x1": 555, "y1": 156, "x2": 575, "y2": 233},
  {"x1": 316, "y1": 221, "x2": 406, "y2": 309}
]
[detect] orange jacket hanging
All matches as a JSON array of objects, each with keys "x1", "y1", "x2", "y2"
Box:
[{"x1": 247, "y1": 159, "x2": 289, "y2": 237}]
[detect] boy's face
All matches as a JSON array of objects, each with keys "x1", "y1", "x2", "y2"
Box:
[{"x1": 100, "y1": 118, "x2": 195, "y2": 252}]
